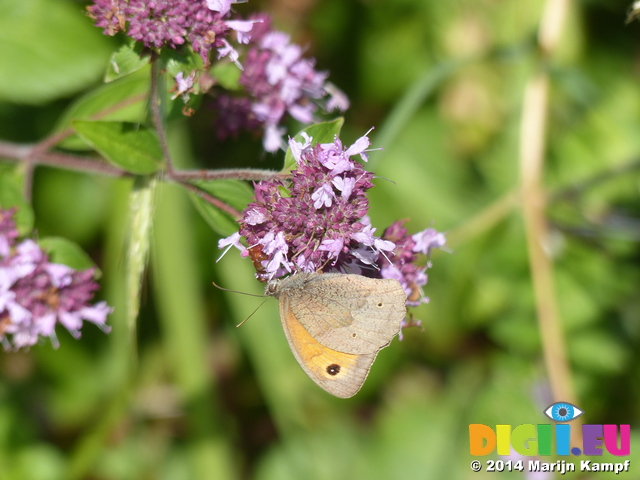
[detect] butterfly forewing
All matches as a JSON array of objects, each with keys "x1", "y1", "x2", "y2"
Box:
[{"x1": 286, "y1": 274, "x2": 407, "y2": 354}]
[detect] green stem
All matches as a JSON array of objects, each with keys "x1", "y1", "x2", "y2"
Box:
[{"x1": 149, "y1": 57, "x2": 174, "y2": 172}]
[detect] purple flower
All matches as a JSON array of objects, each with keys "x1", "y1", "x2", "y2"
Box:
[
  {"x1": 226, "y1": 19, "x2": 261, "y2": 45},
  {"x1": 172, "y1": 71, "x2": 196, "y2": 101},
  {"x1": 218, "y1": 129, "x2": 445, "y2": 323},
  {"x1": 212, "y1": 14, "x2": 349, "y2": 151},
  {"x1": 218, "y1": 132, "x2": 384, "y2": 280},
  {"x1": 125, "y1": 0, "x2": 188, "y2": 49},
  {"x1": 217, "y1": 231, "x2": 245, "y2": 258},
  {"x1": 210, "y1": 95, "x2": 261, "y2": 140},
  {"x1": 87, "y1": 0, "x2": 127, "y2": 37},
  {"x1": 311, "y1": 182, "x2": 335, "y2": 209},
  {"x1": 412, "y1": 228, "x2": 446, "y2": 256},
  {"x1": 0, "y1": 208, "x2": 19, "y2": 257},
  {"x1": 87, "y1": 0, "x2": 254, "y2": 66},
  {"x1": 0, "y1": 209, "x2": 112, "y2": 350},
  {"x1": 325, "y1": 82, "x2": 350, "y2": 112},
  {"x1": 88, "y1": 3, "x2": 348, "y2": 152},
  {"x1": 378, "y1": 220, "x2": 446, "y2": 306},
  {"x1": 206, "y1": 0, "x2": 240, "y2": 17},
  {"x1": 221, "y1": 129, "x2": 444, "y2": 285}
]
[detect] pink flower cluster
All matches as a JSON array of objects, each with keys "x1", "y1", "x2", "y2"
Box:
[
  {"x1": 0, "y1": 209, "x2": 112, "y2": 349},
  {"x1": 87, "y1": 0, "x2": 254, "y2": 65},
  {"x1": 219, "y1": 131, "x2": 446, "y2": 305},
  {"x1": 212, "y1": 14, "x2": 349, "y2": 151}
]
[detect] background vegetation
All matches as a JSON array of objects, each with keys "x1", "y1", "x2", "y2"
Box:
[{"x1": 0, "y1": 0, "x2": 639, "y2": 478}]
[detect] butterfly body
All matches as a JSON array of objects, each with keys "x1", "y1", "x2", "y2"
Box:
[{"x1": 265, "y1": 272, "x2": 407, "y2": 398}]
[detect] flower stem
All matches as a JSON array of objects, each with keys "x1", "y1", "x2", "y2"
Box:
[
  {"x1": 0, "y1": 140, "x2": 284, "y2": 183},
  {"x1": 519, "y1": 0, "x2": 580, "y2": 444},
  {"x1": 169, "y1": 168, "x2": 284, "y2": 182},
  {"x1": 149, "y1": 56, "x2": 174, "y2": 172},
  {"x1": 179, "y1": 180, "x2": 242, "y2": 219}
]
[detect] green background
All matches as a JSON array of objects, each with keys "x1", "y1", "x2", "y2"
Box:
[{"x1": 0, "y1": 0, "x2": 639, "y2": 478}]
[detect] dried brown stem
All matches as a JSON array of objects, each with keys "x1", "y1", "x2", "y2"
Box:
[{"x1": 519, "y1": 0, "x2": 581, "y2": 444}]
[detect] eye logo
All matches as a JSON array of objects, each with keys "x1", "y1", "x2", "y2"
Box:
[
  {"x1": 544, "y1": 402, "x2": 584, "y2": 422},
  {"x1": 470, "y1": 402, "x2": 630, "y2": 457}
]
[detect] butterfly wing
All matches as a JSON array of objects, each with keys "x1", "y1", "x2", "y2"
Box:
[
  {"x1": 287, "y1": 274, "x2": 407, "y2": 354},
  {"x1": 279, "y1": 294, "x2": 377, "y2": 398}
]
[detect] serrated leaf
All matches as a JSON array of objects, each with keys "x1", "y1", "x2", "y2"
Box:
[
  {"x1": 0, "y1": 0, "x2": 112, "y2": 104},
  {"x1": 105, "y1": 42, "x2": 150, "y2": 83},
  {"x1": 54, "y1": 74, "x2": 150, "y2": 150},
  {"x1": 39, "y1": 237, "x2": 99, "y2": 275},
  {"x1": 188, "y1": 179, "x2": 253, "y2": 237},
  {"x1": 73, "y1": 120, "x2": 164, "y2": 175},
  {"x1": 283, "y1": 118, "x2": 344, "y2": 171},
  {"x1": 0, "y1": 170, "x2": 34, "y2": 233}
]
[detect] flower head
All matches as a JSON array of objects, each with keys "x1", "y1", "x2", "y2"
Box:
[
  {"x1": 86, "y1": 0, "x2": 127, "y2": 36},
  {"x1": 212, "y1": 14, "x2": 349, "y2": 151},
  {"x1": 218, "y1": 130, "x2": 446, "y2": 341},
  {"x1": 219, "y1": 130, "x2": 446, "y2": 291},
  {"x1": 0, "y1": 209, "x2": 112, "y2": 350},
  {"x1": 378, "y1": 220, "x2": 446, "y2": 306},
  {"x1": 209, "y1": 95, "x2": 261, "y2": 140},
  {"x1": 219, "y1": 132, "x2": 384, "y2": 280},
  {"x1": 172, "y1": 71, "x2": 196, "y2": 102},
  {"x1": 87, "y1": 0, "x2": 253, "y2": 66}
]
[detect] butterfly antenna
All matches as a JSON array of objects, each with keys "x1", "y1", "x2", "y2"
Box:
[
  {"x1": 371, "y1": 174, "x2": 396, "y2": 185},
  {"x1": 236, "y1": 299, "x2": 268, "y2": 328},
  {"x1": 211, "y1": 281, "x2": 269, "y2": 327},
  {"x1": 211, "y1": 281, "x2": 265, "y2": 298}
]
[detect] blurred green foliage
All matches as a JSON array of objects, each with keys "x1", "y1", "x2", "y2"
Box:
[{"x1": 0, "y1": 0, "x2": 639, "y2": 479}]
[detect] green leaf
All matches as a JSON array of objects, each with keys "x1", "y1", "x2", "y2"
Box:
[
  {"x1": 11, "y1": 445, "x2": 66, "y2": 480},
  {"x1": 125, "y1": 176, "x2": 156, "y2": 339},
  {"x1": 283, "y1": 118, "x2": 344, "y2": 171},
  {"x1": 73, "y1": 120, "x2": 164, "y2": 175},
  {"x1": 105, "y1": 42, "x2": 150, "y2": 83},
  {"x1": 162, "y1": 49, "x2": 203, "y2": 80},
  {"x1": 0, "y1": 0, "x2": 113, "y2": 104},
  {"x1": 39, "y1": 237, "x2": 99, "y2": 275},
  {"x1": 188, "y1": 179, "x2": 253, "y2": 237},
  {"x1": 570, "y1": 330, "x2": 630, "y2": 374},
  {"x1": 0, "y1": 169, "x2": 34, "y2": 233},
  {"x1": 210, "y1": 62, "x2": 242, "y2": 91},
  {"x1": 54, "y1": 73, "x2": 151, "y2": 150}
]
